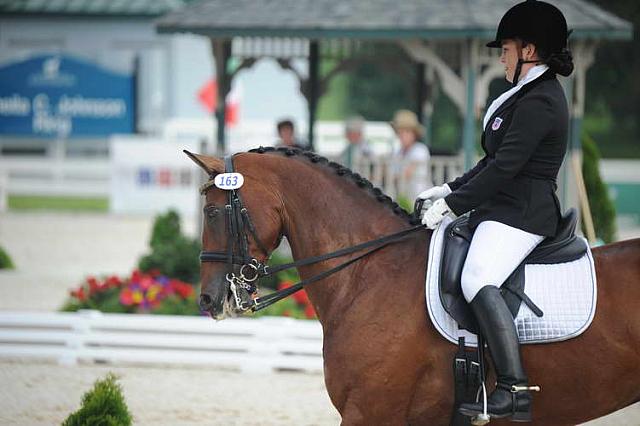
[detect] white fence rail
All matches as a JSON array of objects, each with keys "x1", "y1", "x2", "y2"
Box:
[
  {"x1": 0, "y1": 157, "x2": 110, "y2": 197},
  {"x1": 0, "y1": 311, "x2": 324, "y2": 373}
]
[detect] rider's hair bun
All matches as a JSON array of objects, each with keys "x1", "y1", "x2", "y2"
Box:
[{"x1": 546, "y1": 48, "x2": 574, "y2": 77}]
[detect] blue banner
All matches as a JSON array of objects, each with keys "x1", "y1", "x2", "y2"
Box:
[{"x1": 0, "y1": 54, "x2": 135, "y2": 138}]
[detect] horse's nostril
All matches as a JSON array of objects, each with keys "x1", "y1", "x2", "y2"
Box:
[{"x1": 199, "y1": 294, "x2": 213, "y2": 310}]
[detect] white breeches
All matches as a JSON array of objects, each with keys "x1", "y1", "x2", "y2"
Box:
[{"x1": 461, "y1": 221, "x2": 545, "y2": 302}]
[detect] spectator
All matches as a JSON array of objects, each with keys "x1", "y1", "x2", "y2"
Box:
[
  {"x1": 340, "y1": 115, "x2": 372, "y2": 169},
  {"x1": 390, "y1": 109, "x2": 432, "y2": 201},
  {"x1": 275, "y1": 119, "x2": 306, "y2": 149}
]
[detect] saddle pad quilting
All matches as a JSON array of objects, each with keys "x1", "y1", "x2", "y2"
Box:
[{"x1": 425, "y1": 216, "x2": 597, "y2": 347}]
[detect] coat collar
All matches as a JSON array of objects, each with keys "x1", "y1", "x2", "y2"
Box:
[{"x1": 484, "y1": 69, "x2": 556, "y2": 131}]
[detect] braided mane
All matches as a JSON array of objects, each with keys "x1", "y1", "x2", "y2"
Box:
[{"x1": 247, "y1": 146, "x2": 417, "y2": 224}]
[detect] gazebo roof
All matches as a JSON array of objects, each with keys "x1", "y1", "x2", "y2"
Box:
[
  {"x1": 0, "y1": 0, "x2": 183, "y2": 18},
  {"x1": 156, "y1": 0, "x2": 632, "y2": 40}
]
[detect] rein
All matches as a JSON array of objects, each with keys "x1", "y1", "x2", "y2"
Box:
[{"x1": 199, "y1": 154, "x2": 425, "y2": 312}]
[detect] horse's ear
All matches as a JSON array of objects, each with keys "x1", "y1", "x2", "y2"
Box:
[{"x1": 183, "y1": 150, "x2": 224, "y2": 175}]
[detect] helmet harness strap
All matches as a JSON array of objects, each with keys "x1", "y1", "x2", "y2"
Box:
[{"x1": 512, "y1": 40, "x2": 541, "y2": 87}]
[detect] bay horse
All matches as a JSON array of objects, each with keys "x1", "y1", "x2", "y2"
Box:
[{"x1": 187, "y1": 148, "x2": 640, "y2": 426}]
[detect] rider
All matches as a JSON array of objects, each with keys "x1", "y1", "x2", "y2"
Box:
[{"x1": 419, "y1": 0, "x2": 574, "y2": 421}]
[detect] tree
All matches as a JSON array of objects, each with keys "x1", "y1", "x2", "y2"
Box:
[{"x1": 583, "y1": 0, "x2": 639, "y2": 158}]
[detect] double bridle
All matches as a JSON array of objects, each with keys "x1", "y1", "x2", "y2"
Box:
[
  {"x1": 199, "y1": 154, "x2": 425, "y2": 313},
  {"x1": 199, "y1": 155, "x2": 272, "y2": 311}
]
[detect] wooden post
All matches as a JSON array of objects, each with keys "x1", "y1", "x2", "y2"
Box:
[
  {"x1": 211, "y1": 38, "x2": 232, "y2": 155},
  {"x1": 462, "y1": 39, "x2": 478, "y2": 170},
  {"x1": 307, "y1": 41, "x2": 319, "y2": 151}
]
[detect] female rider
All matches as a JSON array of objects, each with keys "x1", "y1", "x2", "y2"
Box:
[{"x1": 419, "y1": 0, "x2": 574, "y2": 422}]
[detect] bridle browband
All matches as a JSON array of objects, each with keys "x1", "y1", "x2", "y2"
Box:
[{"x1": 199, "y1": 154, "x2": 424, "y2": 313}]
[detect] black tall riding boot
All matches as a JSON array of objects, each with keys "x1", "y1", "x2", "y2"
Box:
[{"x1": 458, "y1": 286, "x2": 537, "y2": 422}]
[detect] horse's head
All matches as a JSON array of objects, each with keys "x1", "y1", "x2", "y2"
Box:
[{"x1": 185, "y1": 151, "x2": 285, "y2": 319}]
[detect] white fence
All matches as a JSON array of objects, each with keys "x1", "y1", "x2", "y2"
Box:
[
  {"x1": 0, "y1": 157, "x2": 110, "y2": 197},
  {"x1": 344, "y1": 155, "x2": 464, "y2": 200},
  {"x1": 0, "y1": 310, "x2": 324, "y2": 373}
]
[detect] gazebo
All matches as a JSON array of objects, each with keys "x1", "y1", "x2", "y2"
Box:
[{"x1": 156, "y1": 0, "x2": 632, "y2": 215}]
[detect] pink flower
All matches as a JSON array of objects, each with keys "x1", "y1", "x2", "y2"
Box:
[{"x1": 119, "y1": 288, "x2": 134, "y2": 306}]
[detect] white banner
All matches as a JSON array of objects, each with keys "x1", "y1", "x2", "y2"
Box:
[{"x1": 110, "y1": 136, "x2": 200, "y2": 216}]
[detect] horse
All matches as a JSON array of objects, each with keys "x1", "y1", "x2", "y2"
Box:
[{"x1": 186, "y1": 147, "x2": 640, "y2": 426}]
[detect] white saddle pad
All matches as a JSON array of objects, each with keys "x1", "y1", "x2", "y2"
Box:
[{"x1": 425, "y1": 216, "x2": 597, "y2": 347}]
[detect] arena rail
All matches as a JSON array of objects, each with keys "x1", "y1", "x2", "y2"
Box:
[
  {"x1": 0, "y1": 157, "x2": 110, "y2": 197},
  {"x1": 0, "y1": 310, "x2": 324, "y2": 373}
]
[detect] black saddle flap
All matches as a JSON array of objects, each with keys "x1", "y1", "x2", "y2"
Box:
[{"x1": 439, "y1": 217, "x2": 529, "y2": 333}]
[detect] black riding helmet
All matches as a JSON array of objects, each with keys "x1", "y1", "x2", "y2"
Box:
[{"x1": 488, "y1": 0, "x2": 571, "y2": 85}]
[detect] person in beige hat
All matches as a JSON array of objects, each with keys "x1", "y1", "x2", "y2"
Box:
[{"x1": 390, "y1": 109, "x2": 432, "y2": 201}]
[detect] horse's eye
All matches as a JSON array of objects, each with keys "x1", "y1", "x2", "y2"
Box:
[{"x1": 205, "y1": 207, "x2": 219, "y2": 219}]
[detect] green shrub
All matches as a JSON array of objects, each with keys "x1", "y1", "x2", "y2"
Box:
[
  {"x1": 0, "y1": 246, "x2": 14, "y2": 269},
  {"x1": 582, "y1": 134, "x2": 617, "y2": 243},
  {"x1": 138, "y1": 210, "x2": 200, "y2": 284},
  {"x1": 62, "y1": 373, "x2": 132, "y2": 426}
]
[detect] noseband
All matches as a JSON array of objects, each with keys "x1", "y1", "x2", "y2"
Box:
[
  {"x1": 199, "y1": 153, "x2": 425, "y2": 313},
  {"x1": 199, "y1": 155, "x2": 271, "y2": 310}
]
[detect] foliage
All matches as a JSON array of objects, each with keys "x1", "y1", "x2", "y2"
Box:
[
  {"x1": 138, "y1": 210, "x2": 200, "y2": 284},
  {"x1": 430, "y1": 93, "x2": 463, "y2": 154},
  {"x1": 345, "y1": 43, "x2": 418, "y2": 121},
  {"x1": 0, "y1": 246, "x2": 14, "y2": 269},
  {"x1": 250, "y1": 249, "x2": 315, "y2": 319},
  {"x1": 62, "y1": 373, "x2": 132, "y2": 426},
  {"x1": 253, "y1": 280, "x2": 316, "y2": 320},
  {"x1": 396, "y1": 196, "x2": 413, "y2": 213},
  {"x1": 8, "y1": 195, "x2": 108, "y2": 211},
  {"x1": 583, "y1": 0, "x2": 639, "y2": 158},
  {"x1": 582, "y1": 133, "x2": 617, "y2": 243},
  {"x1": 61, "y1": 271, "x2": 200, "y2": 316}
]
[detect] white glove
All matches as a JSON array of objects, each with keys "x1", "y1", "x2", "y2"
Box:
[
  {"x1": 417, "y1": 184, "x2": 451, "y2": 203},
  {"x1": 417, "y1": 184, "x2": 451, "y2": 217},
  {"x1": 421, "y1": 198, "x2": 452, "y2": 229}
]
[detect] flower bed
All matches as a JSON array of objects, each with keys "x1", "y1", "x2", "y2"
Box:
[
  {"x1": 60, "y1": 210, "x2": 317, "y2": 318},
  {"x1": 61, "y1": 270, "x2": 200, "y2": 316}
]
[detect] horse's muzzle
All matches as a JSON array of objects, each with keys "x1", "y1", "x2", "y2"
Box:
[{"x1": 199, "y1": 291, "x2": 227, "y2": 319}]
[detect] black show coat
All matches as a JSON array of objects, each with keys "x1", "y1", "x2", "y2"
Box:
[{"x1": 444, "y1": 70, "x2": 568, "y2": 237}]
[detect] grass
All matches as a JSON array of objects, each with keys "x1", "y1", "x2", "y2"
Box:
[{"x1": 8, "y1": 195, "x2": 108, "y2": 212}]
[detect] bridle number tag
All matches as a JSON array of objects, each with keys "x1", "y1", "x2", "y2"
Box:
[{"x1": 214, "y1": 173, "x2": 244, "y2": 190}]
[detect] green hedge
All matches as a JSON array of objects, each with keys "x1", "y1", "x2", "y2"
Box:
[
  {"x1": 0, "y1": 246, "x2": 14, "y2": 269},
  {"x1": 138, "y1": 210, "x2": 200, "y2": 284},
  {"x1": 582, "y1": 134, "x2": 617, "y2": 243},
  {"x1": 62, "y1": 373, "x2": 132, "y2": 426}
]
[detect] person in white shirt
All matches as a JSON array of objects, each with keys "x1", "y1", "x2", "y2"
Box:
[{"x1": 390, "y1": 109, "x2": 432, "y2": 201}]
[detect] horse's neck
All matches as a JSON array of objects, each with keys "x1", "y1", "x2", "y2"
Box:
[
  {"x1": 280, "y1": 166, "x2": 427, "y2": 324},
  {"x1": 282, "y1": 174, "x2": 407, "y2": 264}
]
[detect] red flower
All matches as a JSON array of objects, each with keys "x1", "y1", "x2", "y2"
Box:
[
  {"x1": 170, "y1": 280, "x2": 193, "y2": 299},
  {"x1": 277, "y1": 280, "x2": 293, "y2": 291},
  {"x1": 119, "y1": 288, "x2": 134, "y2": 306},
  {"x1": 87, "y1": 276, "x2": 99, "y2": 295},
  {"x1": 304, "y1": 304, "x2": 316, "y2": 319},
  {"x1": 293, "y1": 290, "x2": 310, "y2": 305},
  {"x1": 71, "y1": 287, "x2": 86, "y2": 302},
  {"x1": 130, "y1": 270, "x2": 141, "y2": 283},
  {"x1": 139, "y1": 275, "x2": 154, "y2": 290},
  {"x1": 106, "y1": 275, "x2": 122, "y2": 288}
]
